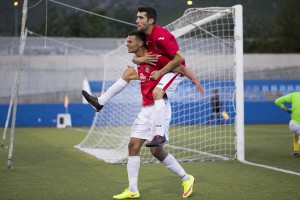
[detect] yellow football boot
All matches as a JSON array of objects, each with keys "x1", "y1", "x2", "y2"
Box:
[
  {"x1": 182, "y1": 175, "x2": 195, "y2": 198},
  {"x1": 113, "y1": 188, "x2": 140, "y2": 199}
]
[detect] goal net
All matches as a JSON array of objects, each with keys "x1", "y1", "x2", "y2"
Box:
[{"x1": 75, "y1": 5, "x2": 244, "y2": 163}]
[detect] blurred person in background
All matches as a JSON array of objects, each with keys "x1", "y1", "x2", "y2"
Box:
[{"x1": 275, "y1": 92, "x2": 300, "y2": 157}]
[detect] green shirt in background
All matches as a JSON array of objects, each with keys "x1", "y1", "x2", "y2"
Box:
[{"x1": 275, "y1": 92, "x2": 300, "y2": 125}]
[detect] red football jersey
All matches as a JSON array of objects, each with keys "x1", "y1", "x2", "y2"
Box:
[
  {"x1": 146, "y1": 25, "x2": 186, "y2": 66},
  {"x1": 138, "y1": 54, "x2": 169, "y2": 106}
]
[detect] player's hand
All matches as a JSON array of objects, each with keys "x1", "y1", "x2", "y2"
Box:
[
  {"x1": 283, "y1": 107, "x2": 292, "y2": 113},
  {"x1": 142, "y1": 52, "x2": 160, "y2": 65},
  {"x1": 192, "y1": 80, "x2": 204, "y2": 93},
  {"x1": 150, "y1": 70, "x2": 163, "y2": 80}
]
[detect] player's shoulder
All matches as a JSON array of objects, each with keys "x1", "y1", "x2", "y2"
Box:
[
  {"x1": 153, "y1": 25, "x2": 173, "y2": 38},
  {"x1": 154, "y1": 25, "x2": 169, "y2": 32},
  {"x1": 291, "y1": 92, "x2": 300, "y2": 98}
]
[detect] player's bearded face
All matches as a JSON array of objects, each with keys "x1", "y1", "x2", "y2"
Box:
[{"x1": 136, "y1": 12, "x2": 151, "y2": 32}]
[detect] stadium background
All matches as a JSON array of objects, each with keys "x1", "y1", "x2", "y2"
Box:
[
  {"x1": 1, "y1": 0, "x2": 299, "y2": 127},
  {"x1": 1, "y1": 2, "x2": 300, "y2": 199},
  {"x1": 0, "y1": 38, "x2": 299, "y2": 126}
]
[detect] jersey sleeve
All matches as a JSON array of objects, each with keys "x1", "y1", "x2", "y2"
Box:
[{"x1": 275, "y1": 93, "x2": 292, "y2": 109}]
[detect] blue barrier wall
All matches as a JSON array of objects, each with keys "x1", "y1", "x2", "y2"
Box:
[
  {"x1": 245, "y1": 102, "x2": 291, "y2": 124},
  {"x1": 0, "y1": 101, "x2": 291, "y2": 127},
  {"x1": 0, "y1": 104, "x2": 95, "y2": 127},
  {"x1": 1, "y1": 79, "x2": 298, "y2": 127}
]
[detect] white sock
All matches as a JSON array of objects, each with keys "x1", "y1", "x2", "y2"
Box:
[
  {"x1": 154, "y1": 99, "x2": 166, "y2": 137},
  {"x1": 127, "y1": 156, "x2": 140, "y2": 192},
  {"x1": 162, "y1": 154, "x2": 190, "y2": 181},
  {"x1": 98, "y1": 78, "x2": 128, "y2": 105}
]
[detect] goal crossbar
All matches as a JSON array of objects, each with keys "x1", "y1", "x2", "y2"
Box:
[
  {"x1": 76, "y1": 5, "x2": 244, "y2": 164},
  {"x1": 172, "y1": 8, "x2": 232, "y2": 38}
]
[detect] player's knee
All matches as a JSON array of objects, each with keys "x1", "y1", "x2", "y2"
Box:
[
  {"x1": 150, "y1": 147, "x2": 167, "y2": 161},
  {"x1": 152, "y1": 87, "x2": 165, "y2": 100},
  {"x1": 150, "y1": 147, "x2": 158, "y2": 156},
  {"x1": 121, "y1": 68, "x2": 135, "y2": 81},
  {"x1": 128, "y1": 141, "x2": 140, "y2": 154}
]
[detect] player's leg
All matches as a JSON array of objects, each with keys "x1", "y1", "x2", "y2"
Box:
[
  {"x1": 151, "y1": 146, "x2": 188, "y2": 179},
  {"x1": 98, "y1": 67, "x2": 138, "y2": 105},
  {"x1": 208, "y1": 110, "x2": 215, "y2": 125},
  {"x1": 293, "y1": 133, "x2": 299, "y2": 156},
  {"x1": 148, "y1": 100, "x2": 195, "y2": 198},
  {"x1": 146, "y1": 73, "x2": 184, "y2": 147},
  {"x1": 113, "y1": 107, "x2": 150, "y2": 199},
  {"x1": 113, "y1": 139, "x2": 144, "y2": 199},
  {"x1": 150, "y1": 146, "x2": 195, "y2": 198},
  {"x1": 126, "y1": 138, "x2": 144, "y2": 196},
  {"x1": 145, "y1": 86, "x2": 167, "y2": 146},
  {"x1": 289, "y1": 120, "x2": 300, "y2": 156},
  {"x1": 82, "y1": 67, "x2": 138, "y2": 112},
  {"x1": 216, "y1": 109, "x2": 221, "y2": 125}
]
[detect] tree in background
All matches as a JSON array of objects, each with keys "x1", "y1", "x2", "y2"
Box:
[
  {"x1": 64, "y1": 7, "x2": 109, "y2": 37},
  {"x1": 32, "y1": 5, "x2": 135, "y2": 38},
  {"x1": 275, "y1": 0, "x2": 300, "y2": 52},
  {"x1": 3, "y1": 0, "x2": 300, "y2": 53},
  {"x1": 243, "y1": 18, "x2": 277, "y2": 53},
  {"x1": 42, "y1": 7, "x2": 65, "y2": 36},
  {"x1": 244, "y1": 0, "x2": 300, "y2": 53},
  {"x1": 33, "y1": 6, "x2": 110, "y2": 37},
  {"x1": 110, "y1": 5, "x2": 136, "y2": 37}
]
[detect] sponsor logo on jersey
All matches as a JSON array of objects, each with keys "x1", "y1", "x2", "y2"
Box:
[
  {"x1": 158, "y1": 37, "x2": 164, "y2": 40},
  {"x1": 145, "y1": 65, "x2": 150, "y2": 73},
  {"x1": 139, "y1": 73, "x2": 147, "y2": 83}
]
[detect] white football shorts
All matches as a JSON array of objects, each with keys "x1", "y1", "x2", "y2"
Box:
[
  {"x1": 131, "y1": 100, "x2": 171, "y2": 141},
  {"x1": 156, "y1": 72, "x2": 185, "y2": 98},
  {"x1": 289, "y1": 120, "x2": 300, "y2": 135}
]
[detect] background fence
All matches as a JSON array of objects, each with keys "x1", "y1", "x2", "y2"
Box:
[{"x1": 1, "y1": 37, "x2": 299, "y2": 126}]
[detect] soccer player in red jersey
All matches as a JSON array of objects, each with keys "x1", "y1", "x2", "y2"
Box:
[
  {"x1": 133, "y1": 6, "x2": 199, "y2": 147},
  {"x1": 112, "y1": 30, "x2": 195, "y2": 199},
  {"x1": 83, "y1": 7, "x2": 203, "y2": 147}
]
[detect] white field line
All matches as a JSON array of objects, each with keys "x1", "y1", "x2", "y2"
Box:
[{"x1": 240, "y1": 160, "x2": 300, "y2": 176}]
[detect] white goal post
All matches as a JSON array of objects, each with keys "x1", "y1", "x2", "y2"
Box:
[{"x1": 75, "y1": 5, "x2": 244, "y2": 163}]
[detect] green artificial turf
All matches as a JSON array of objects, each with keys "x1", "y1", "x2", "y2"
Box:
[{"x1": 0, "y1": 125, "x2": 299, "y2": 200}]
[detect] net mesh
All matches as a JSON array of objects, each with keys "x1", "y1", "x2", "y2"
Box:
[{"x1": 76, "y1": 7, "x2": 238, "y2": 163}]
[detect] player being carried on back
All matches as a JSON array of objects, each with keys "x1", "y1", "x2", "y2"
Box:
[{"x1": 82, "y1": 6, "x2": 203, "y2": 148}]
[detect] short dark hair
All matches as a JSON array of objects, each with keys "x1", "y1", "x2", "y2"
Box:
[
  {"x1": 138, "y1": 6, "x2": 157, "y2": 24},
  {"x1": 128, "y1": 30, "x2": 146, "y2": 47}
]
